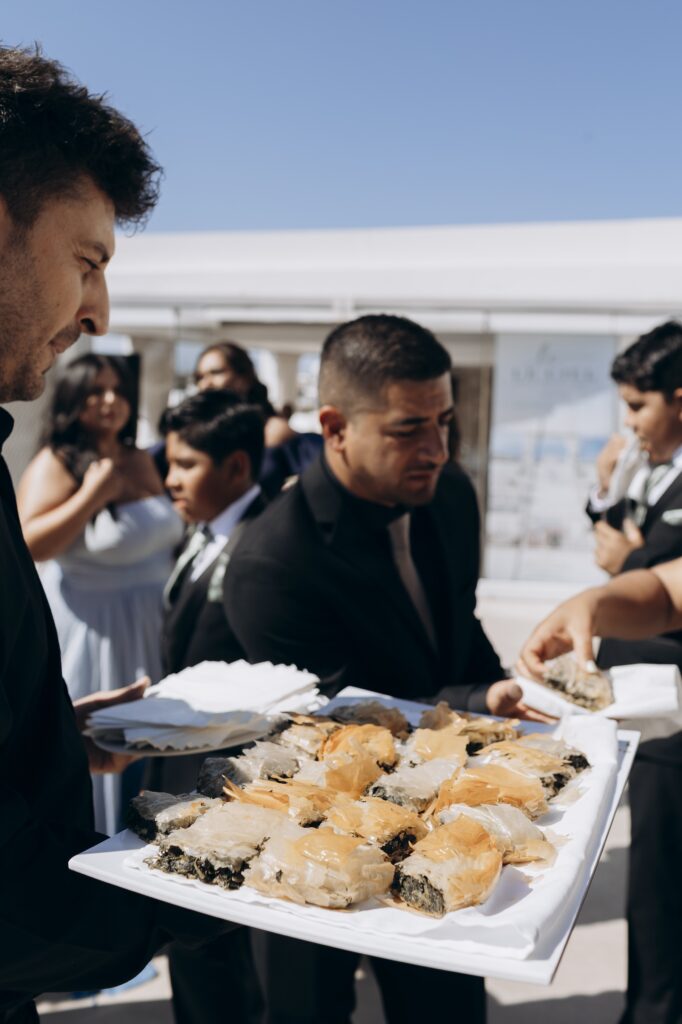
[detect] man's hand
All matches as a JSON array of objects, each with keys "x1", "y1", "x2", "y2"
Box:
[
  {"x1": 517, "y1": 592, "x2": 599, "y2": 681},
  {"x1": 485, "y1": 678, "x2": 555, "y2": 723},
  {"x1": 594, "y1": 519, "x2": 644, "y2": 575},
  {"x1": 73, "y1": 676, "x2": 149, "y2": 774},
  {"x1": 596, "y1": 433, "x2": 628, "y2": 496}
]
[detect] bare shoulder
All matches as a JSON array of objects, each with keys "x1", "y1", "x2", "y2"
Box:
[
  {"x1": 265, "y1": 416, "x2": 296, "y2": 447},
  {"x1": 17, "y1": 447, "x2": 77, "y2": 518},
  {"x1": 122, "y1": 447, "x2": 164, "y2": 493}
]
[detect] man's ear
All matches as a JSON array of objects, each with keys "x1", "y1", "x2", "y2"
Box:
[
  {"x1": 319, "y1": 405, "x2": 347, "y2": 451},
  {"x1": 673, "y1": 388, "x2": 682, "y2": 418},
  {"x1": 223, "y1": 449, "x2": 250, "y2": 482}
]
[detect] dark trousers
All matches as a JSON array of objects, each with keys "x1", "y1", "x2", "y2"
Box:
[
  {"x1": 0, "y1": 866, "x2": 234, "y2": 1018},
  {"x1": 254, "y1": 932, "x2": 485, "y2": 1024},
  {"x1": 169, "y1": 928, "x2": 263, "y2": 1024},
  {"x1": 620, "y1": 738, "x2": 682, "y2": 1024},
  {"x1": 597, "y1": 640, "x2": 682, "y2": 1023}
]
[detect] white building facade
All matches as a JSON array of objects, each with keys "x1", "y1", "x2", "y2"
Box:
[{"x1": 7, "y1": 217, "x2": 682, "y2": 593}]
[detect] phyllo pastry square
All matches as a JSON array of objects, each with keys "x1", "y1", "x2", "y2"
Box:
[
  {"x1": 294, "y1": 748, "x2": 383, "y2": 797},
  {"x1": 244, "y1": 826, "x2": 395, "y2": 908},
  {"x1": 541, "y1": 654, "x2": 614, "y2": 711},
  {"x1": 224, "y1": 777, "x2": 337, "y2": 827},
  {"x1": 437, "y1": 802, "x2": 555, "y2": 864},
  {"x1": 517, "y1": 732, "x2": 590, "y2": 772},
  {"x1": 394, "y1": 818, "x2": 503, "y2": 916},
  {"x1": 331, "y1": 700, "x2": 411, "y2": 739},
  {"x1": 320, "y1": 723, "x2": 398, "y2": 770},
  {"x1": 474, "y1": 740, "x2": 576, "y2": 798},
  {"x1": 196, "y1": 742, "x2": 305, "y2": 796},
  {"x1": 402, "y1": 724, "x2": 468, "y2": 765},
  {"x1": 417, "y1": 701, "x2": 519, "y2": 753},
  {"x1": 275, "y1": 715, "x2": 341, "y2": 758},
  {"x1": 368, "y1": 757, "x2": 461, "y2": 813},
  {"x1": 324, "y1": 794, "x2": 428, "y2": 862},
  {"x1": 146, "y1": 803, "x2": 294, "y2": 889},
  {"x1": 127, "y1": 791, "x2": 222, "y2": 841},
  {"x1": 434, "y1": 763, "x2": 548, "y2": 819}
]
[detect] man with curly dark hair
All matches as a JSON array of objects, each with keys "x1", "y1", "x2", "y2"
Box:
[{"x1": 0, "y1": 44, "x2": 232, "y2": 1024}]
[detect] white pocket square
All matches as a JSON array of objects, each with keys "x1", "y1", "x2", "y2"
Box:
[{"x1": 662, "y1": 509, "x2": 682, "y2": 525}]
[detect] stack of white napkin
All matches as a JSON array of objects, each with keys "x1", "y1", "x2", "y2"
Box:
[{"x1": 85, "y1": 660, "x2": 322, "y2": 753}]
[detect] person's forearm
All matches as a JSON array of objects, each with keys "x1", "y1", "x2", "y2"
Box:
[
  {"x1": 590, "y1": 569, "x2": 681, "y2": 639},
  {"x1": 22, "y1": 487, "x2": 104, "y2": 560}
]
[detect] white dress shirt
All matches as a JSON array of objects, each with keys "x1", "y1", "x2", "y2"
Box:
[
  {"x1": 189, "y1": 484, "x2": 261, "y2": 582},
  {"x1": 589, "y1": 443, "x2": 682, "y2": 515}
]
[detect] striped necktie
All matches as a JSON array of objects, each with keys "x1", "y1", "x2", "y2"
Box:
[
  {"x1": 163, "y1": 525, "x2": 212, "y2": 608},
  {"x1": 387, "y1": 513, "x2": 438, "y2": 649},
  {"x1": 631, "y1": 463, "x2": 672, "y2": 526}
]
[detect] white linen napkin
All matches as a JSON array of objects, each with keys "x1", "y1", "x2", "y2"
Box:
[{"x1": 518, "y1": 663, "x2": 681, "y2": 719}]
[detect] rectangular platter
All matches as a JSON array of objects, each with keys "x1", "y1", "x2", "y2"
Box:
[{"x1": 70, "y1": 687, "x2": 639, "y2": 984}]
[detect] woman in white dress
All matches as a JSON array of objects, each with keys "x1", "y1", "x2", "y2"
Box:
[{"x1": 17, "y1": 354, "x2": 182, "y2": 834}]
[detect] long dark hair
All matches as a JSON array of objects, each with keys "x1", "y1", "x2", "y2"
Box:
[
  {"x1": 42, "y1": 353, "x2": 138, "y2": 484},
  {"x1": 196, "y1": 341, "x2": 276, "y2": 418}
]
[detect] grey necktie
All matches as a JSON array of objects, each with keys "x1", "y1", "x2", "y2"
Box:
[
  {"x1": 631, "y1": 463, "x2": 672, "y2": 526},
  {"x1": 163, "y1": 525, "x2": 212, "y2": 608},
  {"x1": 387, "y1": 513, "x2": 438, "y2": 649}
]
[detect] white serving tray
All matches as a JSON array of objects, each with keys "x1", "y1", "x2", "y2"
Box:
[{"x1": 70, "y1": 689, "x2": 639, "y2": 985}]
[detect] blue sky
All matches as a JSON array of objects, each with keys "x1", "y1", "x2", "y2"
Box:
[{"x1": 4, "y1": 1, "x2": 681, "y2": 231}]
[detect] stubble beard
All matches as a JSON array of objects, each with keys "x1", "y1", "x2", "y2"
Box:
[{"x1": 0, "y1": 239, "x2": 55, "y2": 404}]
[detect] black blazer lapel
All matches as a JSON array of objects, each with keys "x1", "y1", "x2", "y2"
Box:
[{"x1": 643, "y1": 470, "x2": 682, "y2": 531}]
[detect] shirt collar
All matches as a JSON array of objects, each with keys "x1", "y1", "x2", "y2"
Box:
[
  {"x1": 320, "y1": 454, "x2": 407, "y2": 532},
  {"x1": 204, "y1": 483, "x2": 261, "y2": 542},
  {"x1": 0, "y1": 409, "x2": 14, "y2": 450}
]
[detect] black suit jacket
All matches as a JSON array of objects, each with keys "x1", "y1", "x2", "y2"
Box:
[
  {"x1": 153, "y1": 492, "x2": 266, "y2": 795},
  {"x1": 161, "y1": 492, "x2": 266, "y2": 676},
  {"x1": 223, "y1": 457, "x2": 503, "y2": 711},
  {"x1": 587, "y1": 472, "x2": 682, "y2": 679}
]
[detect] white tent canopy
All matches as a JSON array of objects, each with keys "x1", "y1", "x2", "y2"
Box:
[{"x1": 108, "y1": 217, "x2": 682, "y2": 338}]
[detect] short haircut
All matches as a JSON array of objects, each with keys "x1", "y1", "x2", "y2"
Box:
[
  {"x1": 611, "y1": 321, "x2": 682, "y2": 398},
  {"x1": 0, "y1": 44, "x2": 161, "y2": 227},
  {"x1": 318, "y1": 314, "x2": 452, "y2": 414},
  {"x1": 161, "y1": 390, "x2": 265, "y2": 478}
]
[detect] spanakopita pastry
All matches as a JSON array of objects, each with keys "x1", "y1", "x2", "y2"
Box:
[
  {"x1": 224, "y1": 777, "x2": 337, "y2": 826},
  {"x1": 541, "y1": 654, "x2": 614, "y2": 711},
  {"x1": 394, "y1": 818, "x2": 503, "y2": 916},
  {"x1": 324, "y1": 794, "x2": 428, "y2": 862},
  {"x1": 275, "y1": 715, "x2": 341, "y2": 758},
  {"x1": 200, "y1": 742, "x2": 305, "y2": 792},
  {"x1": 434, "y1": 763, "x2": 548, "y2": 819},
  {"x1": 437, "y1": 802, "x2": 555, "y2": 864},
  {"x1": 517, "y1": 732, "x2": 590, "y2": 772},
  {"x1": 295, "y1": 748, "x2": 383, "y2": 797},
  {"x1": 331, "y1": 700, "x2": 411, "y2": 739},
  {"x1": 402, "y1": 724, "x2": 469, "y2": 765},
  {"x1": 244, "y1": 826, "x2": 395, "y2": 908},
  {"x1": 368, "y1": 757, "x2": 461, "y2": 812},
  {"x1": 127, "y1": 791, "x2": 223, "y2": 841},
  {"x1": 474, "y1": 740, "x2": 576, "y2": 798},
  {"x1": 417, "y1": 701, "x2": 519, "y2": 752},
  {"x1": 147, "y1": 802, "x2": 294, "y2": 889},
  {"x1": 320, "y1": 723, "x2": 398, "y2": 770}
]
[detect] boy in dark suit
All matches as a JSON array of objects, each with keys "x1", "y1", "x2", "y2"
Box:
[
  {"x1": 161, "y1": 389, "x2": 266, "y2": 678},
  {"x1": 224, "y1": 314, "x2": 537, "y2": 1024},
  {"x1": 584, "y1": 322, "x2": 682, "y2": 1023},
  {"x1": 155, "y1": 389, "x2": 266, "y2": 1024}
]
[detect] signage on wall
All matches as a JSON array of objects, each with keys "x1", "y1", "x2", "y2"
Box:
[{"x1": 485, "y1": 333, "x2": 618, "y2": 583}]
